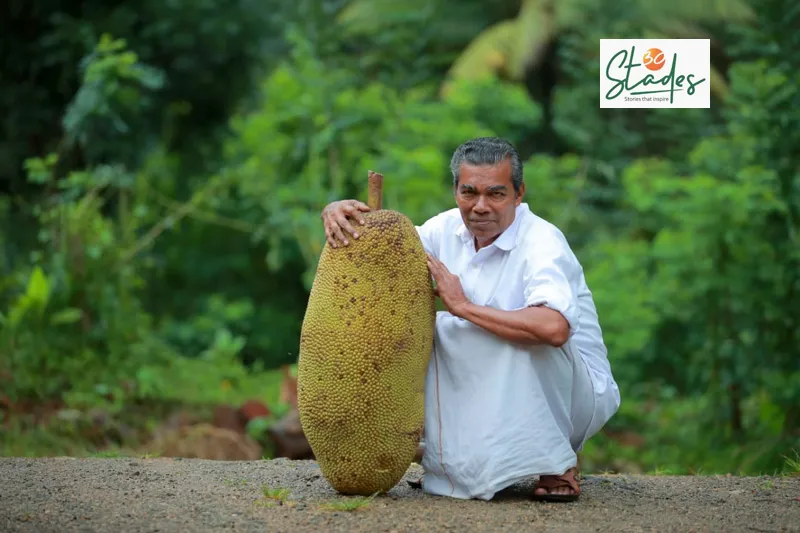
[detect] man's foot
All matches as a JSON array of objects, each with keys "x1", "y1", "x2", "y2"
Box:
[{"x1": 532, "y1": 467, "x2": 580, "y2": 502}]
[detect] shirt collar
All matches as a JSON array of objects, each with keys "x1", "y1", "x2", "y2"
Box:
[{"x1": 456, "y1": 203, "x2": 528, "y2": 251}]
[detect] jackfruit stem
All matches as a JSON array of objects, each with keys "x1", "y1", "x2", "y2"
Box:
[{"x1": 368, "y1": 170, "x2": 383, "y2": 211}]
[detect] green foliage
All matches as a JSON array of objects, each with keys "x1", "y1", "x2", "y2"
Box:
[
  {"x1": 520, "y1": 0, "x2": 799, "y2": 470},
  {"x1": 62, "y1": 33, "x2": 166, "y2": 168},
  {"x1": 222, "y1": 30, "x2": 543, "y2": 289},
  {"x1": 581, "y1": 393, "x2": 794, "y2": 475},
  {"x1": 575, "y1": 2, "x2": 798, "y2": 466},
  {"x1": 0, "y1": 36, "x2": 278, "y2": 419},
  {"x1": 334, "y1": 0, "x2": 516, "y2": 87},
  {"x1": 1, "y1": 0, "x2": 280, "y2": 189}
]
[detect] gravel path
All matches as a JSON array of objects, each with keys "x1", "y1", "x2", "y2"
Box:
[{"x1": 2, "y1": 457, "x2": 798, "y2": 532}]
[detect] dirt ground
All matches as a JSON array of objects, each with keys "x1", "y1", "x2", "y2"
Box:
[{"x1": 1, "y1": 457, "x2": 798, "y2": 532}]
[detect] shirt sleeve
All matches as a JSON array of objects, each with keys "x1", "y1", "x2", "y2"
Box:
[
  {"x1": 414, "y1": 215, "x2": 441, "y2": 258},
  {"x1": 521, "y1": 233, "x2": 582, "y2": 338}
]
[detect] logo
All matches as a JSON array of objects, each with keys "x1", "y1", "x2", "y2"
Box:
[{"x1": 599, "y1": 39, "x2": 710, "y2": 108}]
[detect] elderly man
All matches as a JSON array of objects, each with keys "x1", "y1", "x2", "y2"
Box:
[{"x1": 320, "y1": 136, "x2": 619, "y2": 502}]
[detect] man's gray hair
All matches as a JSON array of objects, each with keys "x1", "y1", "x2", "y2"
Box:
[{"x1": 449, "y1": 137, "x2": 523, "y2": 194}]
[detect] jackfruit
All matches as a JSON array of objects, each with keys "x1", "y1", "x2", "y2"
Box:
[{"x1": 297, "y1": 171, "x2": 436, "y2": 496}]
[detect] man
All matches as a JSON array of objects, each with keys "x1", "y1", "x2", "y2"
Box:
[{"x1": 320, "y1": 136, "x2": 620, "y2": 502}]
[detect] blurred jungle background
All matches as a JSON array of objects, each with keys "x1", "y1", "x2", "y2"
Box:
[{"x1": 1, "y1": 0, "x2": 798, "y2": 475}]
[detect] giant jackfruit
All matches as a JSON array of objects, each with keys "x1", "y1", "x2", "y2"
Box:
[{"x1": 297, "y1": 171, "x2": 436, "y2": 496}]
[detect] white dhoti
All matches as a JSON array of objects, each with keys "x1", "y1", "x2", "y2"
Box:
[{"x1": 420, "y1": 311, "x2": 596, "y2": 501}]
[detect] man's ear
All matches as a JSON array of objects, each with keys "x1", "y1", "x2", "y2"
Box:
[{"x1": 515, "y1": 182, "x2": 525, "y2": 204}]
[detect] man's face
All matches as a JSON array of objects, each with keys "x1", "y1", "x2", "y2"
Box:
[{"x1": 453, "y1": 158, "x2": 524, "y2": 248}]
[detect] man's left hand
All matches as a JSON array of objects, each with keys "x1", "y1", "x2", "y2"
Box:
[{"x1": 426, "y1": 254, "x2": 470, "y2": 317}]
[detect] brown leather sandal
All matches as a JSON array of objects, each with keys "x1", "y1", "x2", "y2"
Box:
[{"x1": 531, "y1": 467, "x2": 581, "y2": 502}]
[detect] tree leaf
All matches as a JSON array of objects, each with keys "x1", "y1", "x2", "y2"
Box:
[
  {"x1": 50, "y1": 308, "x2": 84, "y2": 325},
  {"x1": 25, "y1": 266, "x2": 50, "y2": 309},
  {"x1": 441, "y1": 20, "x2": 518, "y2": 97},
  {"x1": 509, "y1": 0, "x2": 556, "y2": 77}
]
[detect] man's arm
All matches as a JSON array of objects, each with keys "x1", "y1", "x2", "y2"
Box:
[
  {"x1": 426, "y1": 254, "x2": 570, "y2": 347},
  {"x1": 426, "y1": 230, "x2": 580, "y2": 349},
  {"x1": 453, "y1": 302, "x2": 570, "y2": 347}
]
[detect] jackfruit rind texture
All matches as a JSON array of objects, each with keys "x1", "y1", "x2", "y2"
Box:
[{"x1": 297, "y1": 209, "x2": 436, "y2": 495}]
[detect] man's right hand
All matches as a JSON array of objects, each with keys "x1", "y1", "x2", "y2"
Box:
[{"x1": 321, "y1": 199, "x2": 371, "y2": 248}]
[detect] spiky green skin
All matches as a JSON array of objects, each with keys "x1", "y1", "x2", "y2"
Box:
[{"x1": 297, "y1": 209, "x2": 436, "y2": 495}]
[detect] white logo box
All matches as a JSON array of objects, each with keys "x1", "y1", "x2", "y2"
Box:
[{"x1": 599, "y1": 39, "x2": 711, "y2": 109}]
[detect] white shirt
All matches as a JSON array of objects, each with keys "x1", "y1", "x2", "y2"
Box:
[{"x1": 414, "y1": 202, "x2": 620, "y2": 500}]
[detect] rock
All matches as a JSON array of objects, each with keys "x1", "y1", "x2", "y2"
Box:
[
  {"x1": 150, "y1": 410, "x2": 199, "y2": 442},
  {"x1": 267, "y1": 409, "x2": 314, "y2": 460},
  {"x1": 213, "y1": 405, "x2": 248, "y2": 434},
  {"x1": 151, "y1": 423, "x2": 262, "y2": 460},
  {"x1": 239, "y1": 400, "x2": 271, "y2": 422}
]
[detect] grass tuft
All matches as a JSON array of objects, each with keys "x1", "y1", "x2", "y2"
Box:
[
  {"x1": 319, "y1": 492, "x2": 380, "y2": 512},
  {"x1": 262, "y1": 486, "x2": 291, "y2": 501},
  {"x1": 782, "y1": 449, "x2": 800, "y2": 476}
]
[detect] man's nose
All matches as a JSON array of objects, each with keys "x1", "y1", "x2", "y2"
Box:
[{"x1": 473, "y1": 196, "x2": 490, "y2": 213}]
